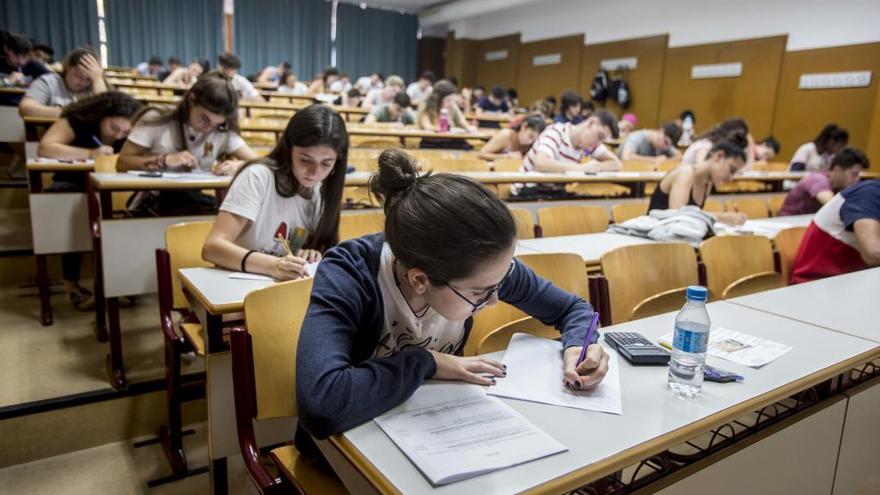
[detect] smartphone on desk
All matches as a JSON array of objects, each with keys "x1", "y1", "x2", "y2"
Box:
[{"x1": 136, "y1": 170, "x2": 163, "y2": 178}]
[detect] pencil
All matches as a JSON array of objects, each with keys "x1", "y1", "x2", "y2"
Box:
[{"x1": 276, "y1": 233, "x2": 294, "y2": 257}]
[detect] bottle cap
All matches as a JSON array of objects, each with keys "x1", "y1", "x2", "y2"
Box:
[{"x1": 686, "y1": 285, "x2": 708, "y2": 301}]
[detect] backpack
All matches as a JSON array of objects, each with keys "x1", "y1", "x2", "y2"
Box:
[{"x1": 590, "y1": 69, "x2": 609, "y2": 102}]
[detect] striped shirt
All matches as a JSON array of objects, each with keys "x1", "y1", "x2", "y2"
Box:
[{"x1": 522, "y1": 122, "x2": 610, "y2": 172}]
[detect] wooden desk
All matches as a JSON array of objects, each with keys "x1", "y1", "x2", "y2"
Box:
[
  {"x1": 0, "y1": 86, "x2": 27, "y2": 96},
  {"x1": 517, "y1": 232, "x2": 656, "y2": 270},
  {"x1": 241, "y1": 119, "x2": 494, "y2": 145},
  {"x1": 26, "y1": 159, "x2": 95, "y2": 326},
  {"x1": 86, "y1": 172, "x2": 228, "y2": 388},
  {"x1": 324, "y1": 302, "x2": 879, "y2": 494},
  {"x1": 177, "y1": 267, "x2": 298, "y2": 494},
  {"x1": 728, "y1": 267, "x2": 880, "y2": 344},
  {"x1": 109, "y1": 78, "x2": 188, "y2": 95}
]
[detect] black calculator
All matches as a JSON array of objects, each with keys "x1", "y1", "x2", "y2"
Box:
[{"x1": 604, "y1": 332, "x2": 670, "y2": 366}]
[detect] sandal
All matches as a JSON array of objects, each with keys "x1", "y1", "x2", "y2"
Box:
[{"x1": 69, "y1": 288, "x2": 95, "y2": 311}]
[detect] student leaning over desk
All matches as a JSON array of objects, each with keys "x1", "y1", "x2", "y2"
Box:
[
  {"x1": 295, "y1": 148, "x2": 609, "y2": 455},
  {"x1": 202, "y1": 105, "x2": 348, "y2": 280},
  {"x1": 37, "y1": 91, "x2": 142, "y2": 310},
  {"x1": 19, "y1": 46, "x2": 108, "y2": 118}
]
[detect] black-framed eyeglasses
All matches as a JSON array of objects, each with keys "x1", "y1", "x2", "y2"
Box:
[{"x1": 445, "y1": 260, "x2": 515, "y2": 314}]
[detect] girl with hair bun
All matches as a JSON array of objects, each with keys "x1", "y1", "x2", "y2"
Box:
[{"x1": 294, "y1": 147, "x2": 609, "y2": 455}]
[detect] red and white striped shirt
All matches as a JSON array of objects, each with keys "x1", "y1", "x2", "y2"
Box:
[{"x1": 522, "y1": 122, "x2": 611, "y2": 172}]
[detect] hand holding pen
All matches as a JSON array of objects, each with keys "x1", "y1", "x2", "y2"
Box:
[{"x1": 562, "y1": 312, "x2": 610, "y2": 390}]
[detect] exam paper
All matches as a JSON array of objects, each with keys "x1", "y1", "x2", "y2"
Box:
[
  {"x1": 227, "y1": 261, "x2": 320, "y2": 281},
  {"x1": 715, "y1": 220, "x2": 792, "y2": 238},
  {"x1": 374, "y1": 383, "x2": 566, "y2": 486},
  {"x1": 488, "y1": 333, "x2": 623, "y2": 415},
  {"x1": 659, "y1": 327, "x2": 792, "y2": 367}
]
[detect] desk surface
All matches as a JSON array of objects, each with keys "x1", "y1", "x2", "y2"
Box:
[
  {"x1": 517, "y1": 232, "x2": 657, "y2": 266},
  {"x1": 89, "y1": 172, "x2": 231, "y2": 190},
  {"x1": 178, "y1": 267, "x2": 275, "y2": 314},
  {"x1": 27, "y1": 159, "x2": 95, "y2": 172},
  {"x1": 241, "y1": 119, "x2": 493, "y2": 140},
  {"x1": 337, "y1": 301, "x2": 878, "y2": 495},
  {"x1": 728, "y1": 267, "x2": 880, "y2": 343}
]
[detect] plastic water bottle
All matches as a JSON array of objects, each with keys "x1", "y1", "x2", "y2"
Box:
[
  {"x1": 438, "y1": 108, "x2": 450, "y2": 133},
  {"x1": 668, "y1": 286, "x2": 710, "y2": 397}
]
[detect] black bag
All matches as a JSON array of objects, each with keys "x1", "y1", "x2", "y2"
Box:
[{"x1": 590, "y1": 69, "x2": 609, "y2": 102}]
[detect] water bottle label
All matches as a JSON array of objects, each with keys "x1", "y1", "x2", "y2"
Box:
[{"x1": 673, "y1": 327, "x2": 708, "y2": 353}]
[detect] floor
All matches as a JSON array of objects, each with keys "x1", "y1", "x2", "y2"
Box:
[
  {"x1": 0, "y1": 283, "x2": 203, "y2": 408},
  {"x1": 0, "y1": 423, "x2": 256, "y2": 495}
]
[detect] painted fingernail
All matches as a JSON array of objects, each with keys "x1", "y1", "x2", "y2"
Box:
[
  {"x1": 502, "y1": 364, "x2": 507, "y2": 370},
  {"x1": 491, "y1": 378, "x2": 496, "y2": 384},
  {"x1": 501, "y1": 371, "x2": 507, "y2": 377},
  {"x1": 574, "y1": 380, "x2": 582, "y2": 389}
]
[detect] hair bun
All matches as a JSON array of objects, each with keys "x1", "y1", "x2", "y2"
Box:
[{"x1": 370, "y1": 148, "x2": 420, "y2": 206}]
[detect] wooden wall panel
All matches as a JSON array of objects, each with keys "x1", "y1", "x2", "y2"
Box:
[
  {"x1": 475, "y1": 34, "x2": 520, "y2": 90},
  {"x1": 515, "y1": 35, "x2": 584, "y2": 106},
  {"x1": 418, "y1": 36, "x2": 446, "y2": 79},
  {"x1": 580, "y1": 34, "x2": 668, "y2": 128},
  {"x1": 658, "y1": 36, "x2": 786, "y2": 139},
  {"x1": 868, "y1": 78, "x2": 880, "y2": 170},
  {"x1": 772, "y1": 42, "x2": 880, "y2": 166},
  {"x1": 444, "y1": 32, "x2": 478, "y2": 87}
]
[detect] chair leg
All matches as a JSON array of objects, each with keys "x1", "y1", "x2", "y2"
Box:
[
  {"x1": 160, "y1": 337, "x2": 188, "y2": 476},
  {"x1": 35, "y1": 254, "x2": 53, "y2": 326}
]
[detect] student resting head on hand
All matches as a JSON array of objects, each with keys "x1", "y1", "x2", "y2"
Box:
[
  {"x1": 202, "y1": 104, "x2": 348, "y2": 280},
  {"x1": 294, "y1": 148, "x2": 608, "y2": 449},
  {"x1": 19, "y1": 46, "x2": 107, "y2": 118}
]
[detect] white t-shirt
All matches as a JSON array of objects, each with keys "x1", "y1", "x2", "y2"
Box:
[
  {"x1": 406, "y1": 82, "x2": 432, "y2": 105},
  {"x1": 355, "y1": 76, "x2": 383, "y2": 94},
  {"x1": 790, "y1": 142, "x2": 831, "y2": 172},
  {"x1": 278, "y1": 81, "x2": 309, "y2": 95},
  {"x1": 24, "y1": 72, "x2": 81, "y2": 108},
  {"x1": 126, "y1": 109, "x2": 247, "y2": 172},
  {"x1": 374, "y1": 243, "x2": 466, "y2": 358},
  {"x1": 231, "y1": 73, "x2": 261, "y2": 101},
  {"x1": 219, "y1": 164, "x2": 322, "y2": 254},
  {"x1": 681, "y1": 138, "x2": 713, "y2": 165}
]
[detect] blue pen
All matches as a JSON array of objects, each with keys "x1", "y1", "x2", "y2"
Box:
[
  {"x1": 576, "y1": 312, "x2": 599, "y2": 367},
  {"x1": 91, "y1": 135, "x2": 104, "y2": 148}
]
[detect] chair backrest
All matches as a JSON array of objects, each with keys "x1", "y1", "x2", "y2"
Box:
[
  {"x1": 509, "y1": 207, "x2": 536, "y2": 239},
  {"x1": 703, "y1": 198, "x2": 724, "y2": 213},
  {"x1": 630, "y1": 287, "x2": 689, "y2": 321},
  {"x1": 422, "y1": 157, "x2": 489, "y2": 172},
  {"x1": 166, "y1": 221, "x2": 215, "y2": 310},
  {"x1": 726, "y1": 198, "x2": 769, "y2": 219},
  {"x1": 466, "y1": 252, "x2": 587, "y2": 356},
  {"x1": 601, "y1": 243, "x2": 699, "y2": 324},
  {"x1": 621, "y1": 161, "x2": 655, "y2": 172},
  {"x1": 492, "y1": 158, "x2": 522, "y2": 172},
  {"x1": 774, "y1": 226, "x2": 807, "y2": 284},
  {"x1": 537, "y1": 205, "x2": 609, "y2": 237},
  {"x1": 611, "y1": 202, "x2": 647, "y2": 224},
  {"x1": 699, "y1": 235, "x2": 775, "y2": 298},
  {"x1": 348, "y1": 156, "x2": 378, "y2": 172},
  {"x1": 476, "y1": 316, "x2": 558, "y2": 355},
  {"x1": 243, "y1": 277, "x2": 315, "y2": 420},
  {"x1": 722, "y1": 271, "x2": 784, "y2": 299},
  {"x1": 338, "y1": 210, "x2": 385, "y2": 241},
  {"x1": 656, "y1": 160, "x2": 680, "y2": 172},
  {"x1": 767, "y1": 195, "x2": 786, "y2": 216}
]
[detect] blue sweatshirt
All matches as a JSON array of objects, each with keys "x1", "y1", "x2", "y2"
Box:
[{"x1": 295, "y1": 233, "x2": 597, "y2": 445}]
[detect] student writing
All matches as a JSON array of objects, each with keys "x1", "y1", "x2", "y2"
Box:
[
  {"x1": 521, "y1": 109, "x2": 621, "y2": 174},
  {"x1": 478, "y1": 114, "x2": 546, "y2": 161},
  {"x1": 617, "y1": 122, "x2": 683, "y2": 165},
  {"x1": 202, "y1": 105, "x2": 348, "y2": 280},
  {"x1": 779, "y1": 148, "x2": 868, "y2": 216},
  {"x1": 788, "y1": 124, "x2": 849, "y2": 172},
  {"x1": 295, "y1": 148, "x2": 609, "y2": 448}
]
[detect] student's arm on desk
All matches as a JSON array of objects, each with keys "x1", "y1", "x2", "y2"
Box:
[
  {"x1": 38, "y1": 118, "x2": 112, "y2": 159},
  {"x1": 854, "y1": 218, "x2": 880, "y2": 266},
  {"x1": 212, "y1": 143, "x2": 259, "y2": 176},
  {"x1": 202, "y1": 211, "x2": 312, "y2": 279},
  {"x1": 116, "y1": 140, "x2": 198, "y2": 171},
  {"x1": 500, "y1": 259, "x2": 609, "y2": 390},
  {"x1": 532, "y1": 151, "x2": 594, "y2": 173},
  {"x1": 592, "y1": 145, "x2": 622, "y2": 171},
  {"x1": 479, "y1": 129, "x2": 518, "y2": 161},
  {"x1": 18, "y1": 96, "x2": 62, "y2": 118}
]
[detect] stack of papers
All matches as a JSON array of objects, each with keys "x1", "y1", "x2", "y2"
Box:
[
  {"x1": 659, "y1": 327, "x2": 792, "y2": 367},
  {"x1": 227, "y1": 261, "x2": 320, "y2": 281},
  {"x1": 489, "y1": 333, "x2": 623, "y2": 415},
  {"x1": 374, "y1": 383, "x2": 566, "y2": 486}
]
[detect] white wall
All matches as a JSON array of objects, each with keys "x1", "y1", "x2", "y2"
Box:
[{"x1": 444, "y1": 0, "x2": 880, "y2": 51}]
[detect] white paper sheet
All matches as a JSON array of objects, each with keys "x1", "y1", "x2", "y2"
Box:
[
  {"x1": 659, "y1": 327, "x2": 792, "y2": 368},
  {"x1": 715, "y1": 220, "x2": 792, "y2": 238},
  {"x1": 488, "y1": 333, "x2": 623, "y2": 415},
  {"x1": 374, "y1": 383, "x2": 566, "y2": 486},
  {"x1": 227, "y1": 261, "x2": 320, "y2": 281}
]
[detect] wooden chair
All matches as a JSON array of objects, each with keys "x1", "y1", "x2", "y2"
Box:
[
  {"x1": 725, "y1": 198, "x2": 769, "y2": 219},
  {"x1": 476, "y1": 316, "x2": 557, "y2": 355},
  {"x1": 656, "y1": 160, "x2": 680, "y2": 172},
  {"x1": 775, "y1": 226, "x2": 807, "y2": 284},
  {"x1": 338, "y1": 210, "x2": 385, "y2": 241},
  {"x1": 347, "y1": 156, "x2": 378, "y2": 172},
  {"x1": 630, "y1": 287, "x2": 688, "y2": 321},
  {"x1": 154, "y1": 220, "x2": 214, "y2": 476},
  {"x1": 621, "y1": 161, "x2": 656, "y2": 172},
  {"x1": 466, "y1": 253, "x2": 587, "y2": 356},
  {"x1": 703, "y1": 198, "x2": 724, "y2": 213},
  {"x1": 601, "y1": 243, "x2": 699, "y2": 324},
  {"x1": 537, "y1": 205, "x2": 609, "y2": 237},
  {"x1": 611, "y1": 201, "x2": 647, "y2": 224},
  {"x1": 342, "y1": 186, "x2": 380, "y2": 208},
  {"x1": 722, "y1": 271, "x2": 784, "y2": 298},
  {"x1": 699, "y1": 235, "x2": 776, "y2": 299},
  {"x1": 565, "y1": 182, "x2": 630, "y2": 198},
  {"x1": 767, "y1": 195, "x2": 786, "y2": 216},
  {"x1": 509, "y1": 207, "x2": 536, "y2": 239},
  {"x1": 230, "y1": 278, "x2": 346, "y2": 494},
  {"x1": 421, "y1": 157, "x2": 489, "y2": 172}
]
